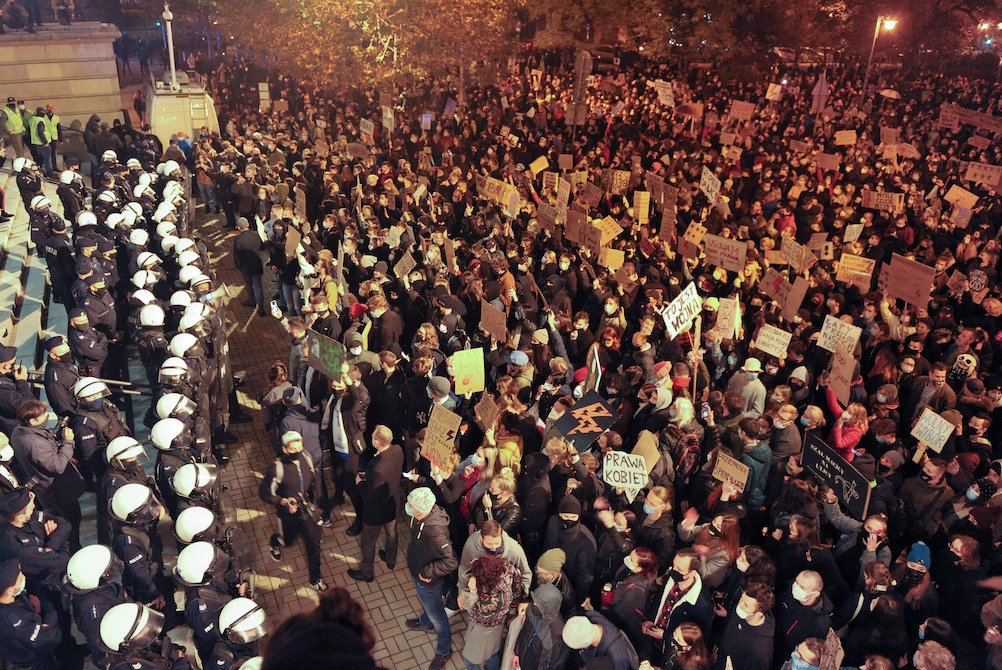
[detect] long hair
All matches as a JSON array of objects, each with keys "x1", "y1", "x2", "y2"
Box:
[{"x1": 675, "y1": 622, "x2": 711, "y2": 670}]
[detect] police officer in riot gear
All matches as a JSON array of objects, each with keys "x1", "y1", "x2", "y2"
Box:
[
  {"x1": 62, "y1": 544, "x2": 128, "y2": 667},
  {"x1": 100, "y1": 436, "x2": 154, "y2": 544},
  {"x1": 71, "y1": 376, "x2": 129, "y2": 490},
  {"x1": 206, "y1": 597, "x2": 269, "y2": 670},
  {"x1": 99, "y1": 602, "x2": 192, "y2": 670},
  {"x1": 109, "y1": 483, "x2": 167, "y2": 609},
  {"x1": 136, "y1": 304, "x2": 171, "y2": 386},
  {"x1": 151, "y1": 418, "x2": 198, "y2": 518}
]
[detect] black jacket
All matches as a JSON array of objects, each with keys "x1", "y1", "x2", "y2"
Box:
[
  {"x1": 405, "y1": 506, "x2": 457, "y2": 586},
  {"x1": 359, "y1": 444, "x2": 404, "y2": 525},
  {"x1": 543, "y1": 517, "x2": 597, "y2": 602},
  {"x1": 232, "y1": 230, "x2": 265, "y2": 275},
  {"x1": 714, "y1": 612, "x2": 776, "y2": 670},
  {"x1": 0, "y1": 376, "x2": 33, "y2": 436}
]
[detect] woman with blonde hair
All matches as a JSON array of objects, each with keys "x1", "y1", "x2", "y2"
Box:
[
  {"x1": 827, "y1": 399, "x2": 868, "y2": 462},
  {"x1": 543, "y1": 437, "x2": 575, "y2": 502},
  {"x1": 473, "y1": 466, "x2": 521, "y2": 535}
]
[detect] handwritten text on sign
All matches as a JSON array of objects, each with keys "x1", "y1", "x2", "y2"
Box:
[
  {"x1": 703, "y1": 234, "x2": 747, "y2": 273},
  {"x1": 802, "y1": 433, "x2": 871, "y2": 520},
  {"x1": 910, "y1": 408, "x2": 954, "y2": 453},
  {"x1": 818, "y1": 315, "x2": 863, "y2": 354},
  {"x1": 603, "y1": 451, "x2": 649, "y2": 503},
  {"x1": 661, "y1": 281, "x2": 702, "y2": 340},
  {"x1": 712, "y1": 451, "x2": 750, "y2": 492},
  {"x1": 421, "y1": 404, "x2": 462, "y2": 470}
]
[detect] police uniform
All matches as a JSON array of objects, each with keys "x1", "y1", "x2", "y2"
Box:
[
  {"x1": 42, "y1": 354, "x2": 78, "y2": 418},
  {"x1": 71, "y1": 398, "x2": 129, "y2": 491},
  {"x1": 111, "y1": 526, "x2": 162, "y2": 606},
  {"x1": 135, "y1": 327, "x2": 171, "y2": 387},
  {"x1": 100, "y1": 465, "x2": 153, "y2": 545},
  {"x1": 184, "y1": 582, "x2": 232, "y2": 663},
  {"x1": 28, "y1": 209, "x2": 63, "y2": 248},
  {"x1": 15, "y1": 167, "x2": 42, "y2": 207},
  {"x1": 70, "y1": 581, "x2": 126, "y2": 667},
  {"x1": 82, "y1": 281, "x2": 118, "y2": 339},
  {"x1": 0, "y1": 372, "x2": 34, "y2": 436},
  {"x1": 68, "y1": 322, "x2": 109, "y2": 377},
  {"x1": 56, "y1": 182, "x2": 85, "y2": 224},
  {"x1": 0, "y1": 591, "x2": 62, "y2": 670},
  {"x1": 155, "y1": 446, "x2": 195, "y2": 519},
  {"x1": 40, "y1": 229, "x2": 76, "y2": 307}
]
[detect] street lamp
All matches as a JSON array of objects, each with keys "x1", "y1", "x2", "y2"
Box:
[{"x1": 861, "y1": 15, "x2": 897, "y2": 101}]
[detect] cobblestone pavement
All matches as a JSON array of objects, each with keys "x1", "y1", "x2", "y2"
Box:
[{"x1": 194, "y1": 210, "x2": 469, "y2": 670}]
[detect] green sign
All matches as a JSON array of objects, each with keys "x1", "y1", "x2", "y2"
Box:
[{"x1": 305, "y1": 328, "x2": 345, "y2": 382}]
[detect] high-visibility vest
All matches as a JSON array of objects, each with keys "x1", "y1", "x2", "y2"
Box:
[
  {"x1": 28, "y1": 115, "x2": 46, "y2": 145},
  {"x1": 41, "y1": 114, "x2": 59, "y2": 143},
  {"x1": 1, "y1": 106, "x2": 24, "y2": 134}
]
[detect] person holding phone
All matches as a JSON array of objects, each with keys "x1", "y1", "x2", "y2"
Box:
[
  {"x1": 0, "y1": 346, "x2": 33, "y2": 436},
  {"x1": 820, "y1": 486, "x2": 892, "y2": 588}
]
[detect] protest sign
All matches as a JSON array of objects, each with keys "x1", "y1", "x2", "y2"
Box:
[
  {"x1": 659, "y1": 206, "x2": 678, "y2": 242},
  {"x1": 803, "y1": 433, "x2": 871, "y2": 520},
  {"x1": 755, "y1": 324, "x2": 792, "y2": 360},
  {"x1": 886, "y1": 253, "x2": 936, "y2": 308},
  {"x1": 565, "y1": 209, "x2": 587, "y2": 244},
  {"x1": 422, "y1": 404, "x2": 462, "y2": 470},
  {"x1": 828, "y1": 345, "x2": 855, "y2": 406},
  {"x1": 420, "y1": 113, "x2": 433, "y2": 130},
  {"x1": 451, "y1": 348, "x2": 485, "y2": 395},
  {"x1": 843, "y1": 223, "x2": 864, "y2": 243},
  {"x1": 554, "y1": 391, "x2": 621, "y2": 452},
  {"x1": 393, "y1": 250, "x2": 417, "y2": 279},
  {"x1": 818, "y1": 315, "x2": 862, "y2": 353},
  {"x1": 347, "y1": 143, "x2": 369, "y2": 160},
  {"x1": 305, "y1": 329, "x2": 346, "y2": 382},
  {"x1": 938, "y1": 105, "x2": 960, "y2": 130},
  {"x1": 536, "y1": 202, "x2": 559, "y2": 231},
  {"x1": 703, "y1": 234, "x2": 747, "y2": 273},
  {"x1": 480, "y1": 300, "x2": 507, "y2": 342},
  {"x1": 595, "y1": 217, "x2": 624, "y2": 245},
  {"x1": 730, "y1": 100, "x2": 756, "y2": 121},
  {"x1": 603, "y1": 451, "x2": 649, "y2": 503},
  {"x1": 714, "y1": 297, "x2": 740, "y2": 339},
  {"x1": 834, "y1": 129, "x2": 857, "y2": 146},
  {"x1": 529, "y1": 155, "x2": 550, "y2": 175},
  {"x1": 633, "y1": 431, "x2": 660, "y2": 475},
  {"x1": 660, "y1": 281, "x2": 702, "y2": 339},
  {"x1": 633, "y1": 191, "x2": 650, "y2": 224},
  {"x1": 780, "y1": 276, "x2": 809, "y2": 323},
  {"x1": 579, "y1": 182, "x2": 604, "y2": 209},
  {"x1": 443, "y1": 235, "x2": 458, "y2": 274},
  {"x1": 557, "y1": 178, "x2": 571, "y2": 213},
  {"x1": 970, "y1": 269, "x2": 989, "y2": 292},
  {"x1": 558, "y1": 154, "x2": 574, "y2": 171},
  {"x1": 760, "y1": 267, "x2": 792, "y2": 304},
  {"x1": 910, "y1": 408, "x2": 954, "y2": 454},
  {"x1": 967, "y1": 135, "x2": 992, "y2": 151},
  {"x1": 444, "y1": 98, "x2": 457, "y2": 116},
  {"x1": 700, "y1": 166, "x2": 722, "y2": 203},
  {"x1": 789, "y1": 139, "x2": 810, "y2": 154},
  {"x1": 879, "y1": 126, "x2": 900, "y2": 145},
  {"x1": 946, "y1": 270, "x2": 967, "y2": 294},
  {"x1": 475, "y1": 393, "x2": 500, "y2": 431},
  {"x1": 806, "y1": 232, "x2": 828, "y2": 255},
  {"x1": 781, "y1": 237, "x2": 816, "y2": 273},
  {"x1": 712, "y1": 452, "x2": 750, "y2": 493},
  {"x1": 835, "y1": 253, "x2": 876, "y2": 289},
  {"x1": 359, "y1": 117, "x2": 375, "y2": 137},
  {"x1": 861, "y1": 189, "x2": 904, "y2": 212},
  {"x1": 944, "y1": 184, "x2": 979, "y2": 210},
  {"x1": 381, "y1": 105, "x2": 394, "y2": 131},
  {"x1": 720, "y1": 132, "x2": 737, "y2": 146},
  {"x1": 599, "y1": 248, "x2": 625, "y2": 271},
  {"x1": 817, "y1": 153, "x2": 840, "y2": 172},
  {"x1": 765, "y1": 83, "x2": 783, "y2": 101},
  {"x1": 542, "y1": 171, "x2": 559, "y2": 193}
]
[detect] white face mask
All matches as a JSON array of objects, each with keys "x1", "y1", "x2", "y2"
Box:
[
  {"x1": 604, "y1": 304, "x2": 617, "y2": 315},
  {"x1": 623, "y1": 555, "x2": 639, "y2": 572},
  {"x1": 791, "y1": 583, "x2": 813, "y2": 603},
  {"x1": 735, "y1": 604, "x2": 751, "y2": 620},
  {"x1": 12, "y1": 577, "x2": 24, "y2": 597},
  {"x1": 736, "y1": 557, "x2": 750, "y2": 573},
  {"x1": 349, "y1": 347, "x2": 362, "y2": 356}
]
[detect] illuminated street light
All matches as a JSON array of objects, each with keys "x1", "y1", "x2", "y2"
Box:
[{"x1": 862, "y1": 15, "x2": 897, "y2": 101}]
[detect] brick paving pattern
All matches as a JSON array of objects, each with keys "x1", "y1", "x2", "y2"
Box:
[{"x1": 195, "y1": 211, "x2": 468, "y2": 669}]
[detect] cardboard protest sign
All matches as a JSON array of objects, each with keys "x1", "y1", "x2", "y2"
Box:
[
  {"x1": 599, "y1": 248, "x2": 625, "y2": 271},
  {"x1": 765, "y1": 83, "x2": 783, "y2": 101},
  {"x1": 595, "y1": 217, "x2": 624, "y2": 245},
  {"x1": 565, "y1": 209, "x2": 587, "y2": 244},
  {"x1": 557, "y1": 178, "x2": 571, "y2": 213},
  {"x1": 712, "y1": 452, "x2": 750, "y2": 493},
  {"x1": 946, "y1": 270, "x2": 967, "y2": 294},
  {"x1": 633, "y1": 191, "x2": 650, "y2": 224},
  {"x1": 730, "y1": 100, "x2": 756, "y2": 121},
  {"x1": 834, "y1": 129, "x2": 857, "y2": 146},
  {"x1": 480, "y1": 300, "x2": 507, "y2": 342},
  {"x1": 788, "y1": 139, "x2": 810, "y2": 154},
  {"x1": 781, "y1": 237, "x2": 816, "y2": 273},
  {"x1": 579, "y1": 182, "x2": 604, "y2": 209},
  {"x1": 536, "y1": 203, "x2": 559, "y2": 231},
  {"x1": 679, "y1": 219, "x2": 706, "y2": 257},
  {"x1": 780, "y1": 276, "x2": 809, "y2": 323},
  {"x1": 580, "y1": 221, "x2": 603, "y2": 255},
  {"x1": 843, "y1": 223, "x2": 865, "y2": 243},
  {"x1": 421, "y1": 404, "x2": 462, "y2": 470},
  {"x1": 474, "y1": 393, "x2": 500, "y2": 431},
  {"x1": 818, "y1": 315, "x2": 863, "y2": 354},
  {"x1": 817, "y1": 153, "x2": 840, "y2": 172},
  {"x1": 558, "y1": 154, "x2": 574, "y2": 171},
  {"x1": 806, "y1": 232, "x2": 828, "y2": 255},
  {"x1": 443, "y1": 235, "x2": 458, "y2": 274},
  {"x1": 703, "y1": 234, "x2": 747, "y2": 273},
  {"x1": 879, "y1": 126, "x2": 900, "y2": 145},
  {"x1": 393, "y1": 250, "x2": 417, "y2": 279},
  {"x1": 554, "y1": 391, "x2": 621, "y2": 452},
  {"x1": 659, "y1": 207, "x2": 678, "y2": 242},
  {"x1": 910, "y1": 408, "x2": 954, "y2": 453},
  {"x1": 660, "y1": 281, "x2": 702, "y2": 339},
  {"x1": 967, "y1": 135, "x2": 992, "y2": 151},
  {"x1": 803, "y1": 433, "x2": 871, "y2": 520},
  {"x1": 603, "y1": 451, "x2": 649, "y2": 503},
  {"x1": 755, "y1": 324, "x2": 792, "y2": 360},
  {"x1": 886, "y1": 253, "x2": 936, "y2": 308},
  {"x1": 944, "y1": 184, "x2": 979, "y2": 210},
  {"x1": 938, "y1": 105, "x2": 961, "y2": 130},
  {"x1": 970, "y1": 269, "x2": 989, "y2": 292},
  {"x1": 835, "y1": 253, "x2": 876, "y2": 290},
  {"x1": 699, "y1": 166, "x2": 722, "y2": 203},
  {"x1": 720, "y1": 132, "x2": 737, "y2": 147},
  {"x1": 541, "y1": 172, "x2": 559, "y2": 193},
  {"x1": 451, "y1": 348, "x2": 485, "y2": 395},
  {"x1": 715, "y1": 297, "x2": 740, "y2": 339},
  {"x1": 633, "y1": 431, "x2": 660, "y2": 475},
  {"x1": 828, "y1": 345, "x2": 855, "y2": 406},
  {"x1": 760, "y1": 267, "x2": 792, "y2": 305},
  {"x1": 347, "y1": 142, "x2": 370, "y2": 160},
  {"x1": 861, "y1": 190, "x2": 904, "y2": 213},
  {"x1": 304, "y1": 327, "x2": 346, "y2": 383},
  {"x1": 420, "y1": 113, "x2": 433, "y2": 130},
  {"x1": 444, "y1": 98, "x2": 457, "y2": 117},
  {"x1": 381, "y1": 105, "x2": 394, "y2": 131},
  {"x1": 529, "y1": 155, "x2": 550, "y2": 175}
]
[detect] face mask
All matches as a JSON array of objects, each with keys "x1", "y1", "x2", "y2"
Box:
[
  {"x1": 404, "y1": 503, "x2": 415, "y2": 517},
  {"x1": 747, "y1": 372, "x2": 759, "y2": 380},
  {"x1": 667, "y1": 568, "x2": 685, "y2": 583},
  {"x1": 790, "y1": 379, "x2": 805, "y2": 390},
  {"x1": 878, "y1": 463, "x2": 892, "y2": 474},
  {"x1": 773, "y1": 418, "x2": 786, "y2": 430},
  {"x1": 966, "y1": 487, "x2": 980, "y2": 502},
  {"x1": 85, "y1": 398, "x2": 103, "y2": 411},
  {"x1": 11, "y1": 579, "x2": 24, "y2": 597},
  {"x1": 349, "y1": 347, "x2": 362, "y2": 356},
  {"x1": 799, "y1": 417, "x2": 810, "y2": 426},
  {"x1": 623, "y1": 555, "x2": 638, "y2": 572},
  {"x1": 471, "y1": 454, "x2": 485, "y2": 468},
  {"x1": 920, "y1": 472, "x2": 934, "y2": 483},
  {"x1": 643, "y1": 503, "x2": 656, "y2": 515},
  {"x1": 902, "y1": 567, "x2": 925, "y2": 587},
  {"x1": 668, "y1": 408, "x2": 678, "y2": 419},
  {"x1": 604, "y1": 304, "x2": 617, "y2": 315},
  {"x1": 559, "y1": 262, "x2": 570, "y2": 271},
  {"x1": 727, "y1": 355, "x2": 738, "y2": 366},
  {"x1": 708, "y1": 524, "x2": 721, "y2": 537},
  {"x1": 736, "y1": 557, "x2": 750, "y2": 573},
  {"x1": 91, "y1": 287, "x2": 107, "y2": 297},
  {"x1": 735, "y1": 604, "x2": 751, "y2": 620},
  {"x1": 57, "y1": 352, "x2": 73, "y2": 364},
  {"x1": 918, "y1": 628, "x2": 926, "y2": 641},
  {"x1": 789, "y1": 651, "x2": 815, "y2": 670},
  {"x1": 791, "y1": 583, "x2": 813, "y2": 603},
  {"x1": 876, "y1": 394, "x2": 887, "y2": 403},
  {"x1": 560, "y1": 518, "x2": 578, "y2": 529},
  {"x1": 901, "y1": 363, "x2": 915, "y2": 374},
  {"x1": 484, "y1": 542, "x2": 503, "y2": 555}
]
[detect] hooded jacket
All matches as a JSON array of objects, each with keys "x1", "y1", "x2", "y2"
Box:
[
  {"x1": 714, "y1": 611, "x2": 776, "y2": 670},
  {"x1": 577, "y1": 611, "x2": 640, "y2": 670},
  {"x1": 740, "y1": 439, "x2": 772, "y2": 508},
  {"x1": 406, "y1": 506, "x2": 458, "y2": 585},
  {"x1": 513, "y1": 584, "x2": 569, "y2": 670},
  {"x1": 543, "y1": 516, "x2": 597, "y2": 601},
  {"x1": 458, "y1": 529, "x2": 532, "y2": 602}
]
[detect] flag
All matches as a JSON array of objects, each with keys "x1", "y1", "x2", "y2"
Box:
[
  {"x1": 811, "y1": 71, "x2": 830, "y2": 115},
  {"x1": 583, "y1": 343, "x2": 602, "y2": 394}
]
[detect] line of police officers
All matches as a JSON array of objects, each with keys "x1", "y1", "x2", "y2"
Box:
[{"x1": 0, "y1": 150, "x2": 264, "y2": 669}]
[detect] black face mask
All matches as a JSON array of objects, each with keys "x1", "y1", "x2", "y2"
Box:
[
  {"x1": 56, "y1": 352, "x2": 73, "y2": 364},
  {"x1": 91, "y1": 287, "x2": 107, "y2": 297},
  {"x1": 878, "y1": 464, "x2": 892, "y2": 474},
  {"x1": 667, "y1": 569, "x2": 685, "y2": 583},
  {"x1": 560, "y1": 518, "x2": 578, "y2": 530},
  {"x1": 900, "y1": 567, "x2": 925, "y2": 588},
  {"x1": 920, "y1": 472, "x2": 934, "y2": 483},
  {"x1": 484, "y1": 541, "x2": 503, "y2": 555},
  {"x1": 71, "y1": 322, "x2": 89, "y2": 331}
]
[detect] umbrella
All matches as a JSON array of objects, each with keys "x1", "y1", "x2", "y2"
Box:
[
  {"x1": 897, "y1": 143, "x2": 921, "y2": 159},
  {"x1": 879, "y1": 89, "x2": 901, "y2": 99}
]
